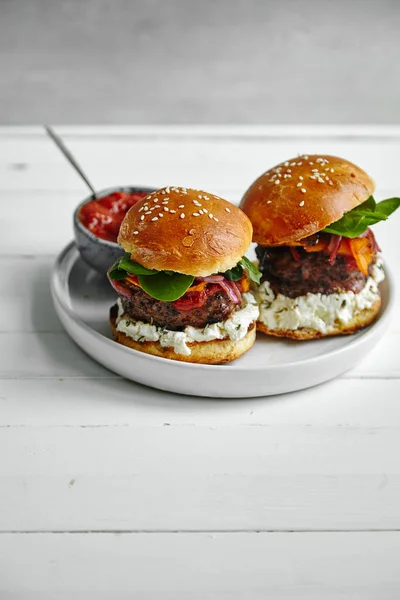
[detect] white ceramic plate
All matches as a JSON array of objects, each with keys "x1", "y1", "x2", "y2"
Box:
[{"x1": 51, "y1": 242, "x2": 394, "y2": 398}]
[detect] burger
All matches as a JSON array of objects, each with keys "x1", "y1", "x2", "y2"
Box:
[
  {"x1": 240, "y1": 154, "x2": 399, "y2": 339},
  {"x1": 107, "y1": 186, "x2": 261, "y2": 363}
]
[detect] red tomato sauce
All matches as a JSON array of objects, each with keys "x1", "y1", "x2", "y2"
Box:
[{"x1": 78, "y1": 191, "x2": 148, "y2": 243}]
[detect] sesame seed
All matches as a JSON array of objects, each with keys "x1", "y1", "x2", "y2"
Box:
[
  {"x1": 290, "y1": 162, "x2": 296, "y2": 167},
  {"x1": 198, "y1": 195, "x2": 203, "y2": 199},
  {"x1": 325, "y1": 176, "x2": 329, "y2": 181},
  {"x1": 298, "y1": 161, "x2": 303, "y2": 166},
  {"x1": 159, "y1": 213, "x2": 164, "y2": 218},
  {"x1": 203, "y1": 196, "x2": 210, "y2": 200},
  {"x1": 154, "y1": 205, "x2": 160, "y2": 209},
  {"x1": 213, "y1": 217, "x2": 219, "y2": 222},
  {"x1": 271, "y1": 174, "x2": 277, "y2": 180},
  {"x1": 145, "y1": 211, "x2": 152, "y2": 215},
  {"x1": 330, "y1": 168, "x2": 334, "y2": 173},
  {"x1": 203, "y1": 208, "x2": 208, "y2": 213},
  {"x1": 287, "y1": 169, "x2": 292, "y2": 173},
  {"x1": 199, "y1": 209, "x2": 204, "y2": 214},
  {"x1": 309, "y1": 162, "x2": 314, "y2": 165},
  {"x1": 162, "y1": 200, "x2": 169, "y2": 205},
  {"x1": 180, "y1": 213, "x2": 185, "y2": 219},
  {"x1": 311, "y1": 169, "x2": 319, "y2": 173},
  {"x1": 304, "y1": 155, "x2": 309, "y2": 159},
  {"x1": 178, "y1": 205, "x2": 185, "y2": 209},
  {"x1": 133, "y1": 231, "x2": 139, "y2": 235},
  {"x1": 267, "y1": 200, "x2": 272, "y2": 204},
  {"x1": 193, "y1": 212, "x2": 200, "y2": 217},
  {"x1": 139, "y1": 207, "x2": 144, "y2": 213},
  {"x1": 299, "y1": 175, "x2": 303, "y2": 180},
  {"x1": 140, "y1": 215, "x2": 144, "y2": 221},
  {"x1": 301, "y1": 188, "x2": 306, "y2": 193},
  {"x1": 166, "y1": 187, "x2": 170, "y2": 193},
  {"x1": 164, "y1": 207, "x2": 169, "y2": 212},
  {"x1": 297, "y1": 182, "x2": 302, "y2": 187},
  {"x1": 225, "y1": 207, "x2": 231, "y2": 213},
  {"x1": 170, "y1": 210, "x2": 176, "y2": 213},
  {"x1": 209, "y1": 213, "x2": 213, "y2": 219},
  {"x1": 329, "y1": 181, "x2": 333, "y2": 186},
  {"x1": 153, "y1": 198, "x2": 158, "y2": 203},
  {"x1": 318, "y1": 178, "x2": 325, "y2": 183},
  {"x1": 309, "y1": 176, "x2": 316, "y2": 180},
  {"x1": 151, "y1": 217, "x2": 158, "y2": 222},
  {"x1": 284, "y1": 161, "x2": 289, "y2": 166},
  {"x1": 193, "y1": 200, "x2": 201, "y2": 206},
  {"x1": 161, "y1": 190, "x2": 166, "y2": 194},
  {"x1": 275, "y1": 180, "x2": 280, "y2": 185},
  {"x1": 299, "y1": 201, "x2": 305, "y2": 207}
]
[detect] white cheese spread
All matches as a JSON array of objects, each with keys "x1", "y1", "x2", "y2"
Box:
[
  {"x1": 256, "y1": 260, "x2": 385, "y2": 334},
  {"x1": 115, "y1": 292, "x2": 259, "y2": 356}
]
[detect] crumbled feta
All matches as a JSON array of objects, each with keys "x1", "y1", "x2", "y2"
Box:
[
  {"x1": 115, "y1": 292, "x2": 259, "y2": 355},
  {"x1": 256, "y1": 260, "x2": 385, "y2": 334}
]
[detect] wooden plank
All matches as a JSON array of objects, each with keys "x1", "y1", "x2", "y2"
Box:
[
  {"x1": 1, "y1": 136, "x2": 400, "y2": 194},
  {"x1": 1, "y1": 531, "x2": 399, "y2": 599},
  {"x1": 2, "y1": 124, "x2": 400, "y2": 137},
  {"x1": 0, "y1": 532, "x2": 399, "y2": 599},
  {"x1": 1, "y1": 378, "x2": 400, "y2": 428},
  {"x1": 0, "y1": 425, "x2": 400, "y2": 531}
]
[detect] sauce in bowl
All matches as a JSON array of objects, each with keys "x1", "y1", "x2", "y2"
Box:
[{"x1": 78, "y1": 191, "x2": 149, "y2": 243}]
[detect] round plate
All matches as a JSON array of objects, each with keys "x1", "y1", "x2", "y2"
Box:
[{"x1": 51, "y1": 242, "x2": 395, "y2": 398}]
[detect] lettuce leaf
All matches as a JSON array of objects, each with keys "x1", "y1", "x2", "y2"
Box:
[{"x1": 322, "y1": 196, "x2": 400, "y2": 238}]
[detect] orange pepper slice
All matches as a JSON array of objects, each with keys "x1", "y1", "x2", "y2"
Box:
[
  {"x1": 349, "y1": 238, "x2": 373, "y2": 276},
  {"x1": 186, "y1": 282, "x2": 206, "y2": 293}
]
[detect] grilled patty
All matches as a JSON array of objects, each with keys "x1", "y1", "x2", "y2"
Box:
[
  {"x1": 119, "y1": 283, "x2": 240, "y2": 330},
  {"x1": 256, "y1": 245, "x2": 374, "y2": 298}
]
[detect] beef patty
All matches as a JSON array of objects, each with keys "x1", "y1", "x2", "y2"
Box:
[
  {"x1": 256, "y1": 245, "x2": 375, "y2": 298},
  {"x1": 119, "y1": 283, "x2": 240, "y2": 330}
]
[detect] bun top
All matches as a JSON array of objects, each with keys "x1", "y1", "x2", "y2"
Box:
[
  {"x1": 240, "y1": 154, "x2": 375, "y2": 246},
  {"x1": 118, "y1": 186, "x2": 253, "y2": 276}
]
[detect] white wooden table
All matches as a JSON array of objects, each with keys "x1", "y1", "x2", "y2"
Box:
[{"x1": 1, "y1": 126, "x2": 400, "y2": 599}]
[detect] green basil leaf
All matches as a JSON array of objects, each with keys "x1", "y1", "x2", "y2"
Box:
[
  {"x1": 138, "y1": 272, "x2": 195, "y2": 302},
  {"x1": 358, "y1": 196, "x2": 376, "y2": 211},
  {"x1": 118, "y1": 254, "x2": 158, "y2": 275},
  {"x1": 108, "y1": 265, "x2": 128, "y2": 280},
  {"x1": 239, "y1": 256, "x2": 262, "y2": 284},
  {"x1": 375, "y1": 197, "x2": 400, "y2": 218},
  {"x1": 322, "y1": 195, "x2": 400, "y2": 238},
  {"x1": 224, "y1": 264, "x2": 244, "y2": 281}
]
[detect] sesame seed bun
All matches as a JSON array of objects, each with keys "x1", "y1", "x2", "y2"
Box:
[
  {"x1": 256, "y1": 297, "x2": 381, "y2": 340},
  {"x1": 118, "y1": 187, "x2": 253, "y2": 277},
  {"x1": 110, "y1": 307, "x2": 256, "y2": 364},
  {"x1": 240, "y1": 155, "x2": 375, "y2": 246}
]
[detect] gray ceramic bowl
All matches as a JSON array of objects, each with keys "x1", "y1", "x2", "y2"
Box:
[{"x1": 73, "y1": 186, "x2": 157, "y2": 274}]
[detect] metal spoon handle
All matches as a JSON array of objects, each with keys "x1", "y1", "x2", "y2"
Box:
[{"x1": 44, "y1": 125, "x2": 98, "y2": 198}]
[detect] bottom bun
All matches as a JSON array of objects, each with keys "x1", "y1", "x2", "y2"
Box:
[
  {"x1": 257, "y1": 297, "x2": 381, "y2": 340},
  {"x1": 110, "y1": 308, "x2": 256, "y2": 364}
]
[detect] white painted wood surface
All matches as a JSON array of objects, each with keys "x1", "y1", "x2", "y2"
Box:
[{"x1": 1, "y1": 126, "x2": 400, "y2": 597}]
